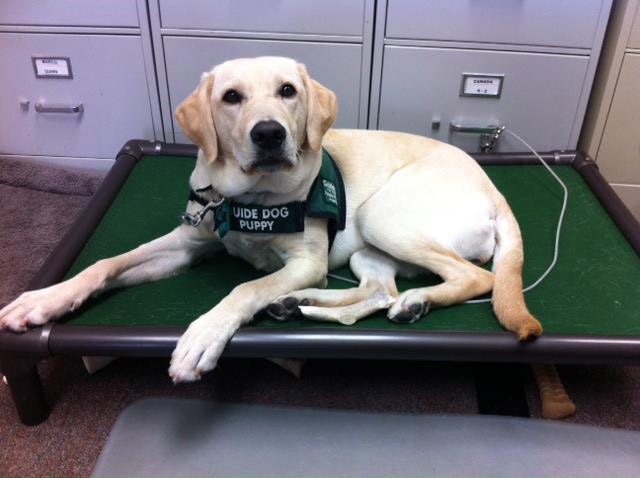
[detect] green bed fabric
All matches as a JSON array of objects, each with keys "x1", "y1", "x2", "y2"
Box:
[{"x1": 64, "y1": 155, "x2": 640, "y2": 335}]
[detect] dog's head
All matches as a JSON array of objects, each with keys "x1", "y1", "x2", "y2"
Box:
[{"x1": 175, "y1": 57, "x2": 337, "y2": 180}]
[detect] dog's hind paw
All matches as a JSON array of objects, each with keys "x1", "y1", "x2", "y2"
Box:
[
  {"x1": 264, "y1": 296, "x2": 309, "y2": 321},
  {"x1": 387, "y1": 300, "x2": 430, "y2": 324}
]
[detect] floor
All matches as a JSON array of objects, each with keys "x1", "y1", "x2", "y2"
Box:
[{"x1": 2, "y1": 354, "x2": 640, "y2": 477}]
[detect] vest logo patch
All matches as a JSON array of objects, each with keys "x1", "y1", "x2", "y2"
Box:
[
  {"x1": 322, "y1": 179, "x2": 338, "y2": 206},
  {"x1": 232, "y1": 205, "x2": 291, "y2": 232}
]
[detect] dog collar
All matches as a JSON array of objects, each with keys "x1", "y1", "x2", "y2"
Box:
[{"x1": 181, "y1": 149, "x2": 346, "y2": 250}]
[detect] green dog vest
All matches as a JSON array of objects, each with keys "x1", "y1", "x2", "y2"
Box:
[{"x1": 184, "y1": 149, "x2": 346, "y2": 250}]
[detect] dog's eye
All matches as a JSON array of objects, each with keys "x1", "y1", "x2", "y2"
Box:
[
  {"x1": 280, "y1": 83, "x2": 297, "y2": 98},
  {"x1": 222, "y1": 89, "x2": 242, "y2": 104}
]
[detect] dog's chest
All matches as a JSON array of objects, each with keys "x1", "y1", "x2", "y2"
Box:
[{"x1": 222, "y1": 233, "x2": 287, "y2": 272}]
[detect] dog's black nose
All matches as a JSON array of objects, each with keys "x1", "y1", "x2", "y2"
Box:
[{"x1": 250, "y1": 121, "x2": 286, "y2": 150}]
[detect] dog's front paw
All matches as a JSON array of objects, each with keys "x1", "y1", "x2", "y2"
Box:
[
  {"x1": 0, "y1": 285, "x2": 84, "y2": 332},
  {"x1": 169, "y1": 315, "x2": 239, "y2": 383}
]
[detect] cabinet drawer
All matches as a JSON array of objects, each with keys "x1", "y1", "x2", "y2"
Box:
[
  {"x1": 159, "y1": 0, "x2": 366, "y2": 36},
  {"x1": 386, "y1": 0, "x2": 604, "y2": 49},
  {"x1": 628, "y1": 6, "x2": 640, "y2": 49},
  {"x1": 164, "y1": 37, "x2": 364, "y2": 143},
  {"x1": 377, "y1": 46, "x2": 588, "y2": 152},
  {"x1": 0, "y1": 33, "x2": 155, "y2": 159},
  {"x1": 597, "y1": 53, "x2": 640, "y2": 184},
  {"x1": 0, "y1": 0, "x2": 139, "y2": 28}
]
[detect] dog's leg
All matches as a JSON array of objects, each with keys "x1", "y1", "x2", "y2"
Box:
[
  {"x1": 291, "y1": 247, "x2": 492, "y2": 325},
  {"x1": 264, "y1": 286, "x2": 376, "y2": 321},
  {"x1": 265, "y1": 286, "x2": 391, "y2": 323},
  {"x1": 269, "y1": 248, "x2": 399, "y2": 324},
  {"x1": 277, "y1": 287, "x2": 378, "y2": 309},
  {"x1": 360, "y1": 225, "x2": 493, "y2": 323},
  {"x1": 387, "y1": 252, "x2": 494, "y2": 323},
  {"x1": 297, "y1": 293, "x2": 396, "y2": 325},
  {"x1": 169, "y1": 256, "x2": 326, "y2": 383},
  {"x1": 0, "y1": 226, "x2": 216, "y2": 332}
]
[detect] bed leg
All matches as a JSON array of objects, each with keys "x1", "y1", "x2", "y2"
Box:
[{"x1": 0, "y1": 356, "x2": 49, "y2": 426}]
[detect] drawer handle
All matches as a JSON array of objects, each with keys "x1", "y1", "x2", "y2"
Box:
[
  {"x1": 35, "y1": 102, "x2": 84, "y2": 114},
  {"x1": 449, "y1": 123, "x2": 501, "y2": 135},
  {"x1": 450, "y1": 122, "x2": 505, "y2": 152}
]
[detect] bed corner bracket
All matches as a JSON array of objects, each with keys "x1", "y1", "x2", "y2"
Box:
[
  {"x1": 117, "y1": 140, "x2": 165, "y2": 162},
  {"x1": 570, "y1": 151, "x2": 597, "y2": 171}
]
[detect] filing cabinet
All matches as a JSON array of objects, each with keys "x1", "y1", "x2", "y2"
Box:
[
  {"x1": 628, "y1": 5, "x2": 640, "y2": 48},
  {"x1": 0, "y1": 0, "x2": 161, "y2": 168},
  {"x1": 595, "y1": 54, "x2": 640, "y2": 186},
  {"x1": 0, "y1": 1, "x2": 616, "y2": 165},
  {"x1": 378, "y1": 47, "x2": 589, "y2": 152},
  {"x1": 580, "y1": 0, "x2": 640, "y2": 220},
  {"x1": 148, "y1": 0, "x2": 375, "y2": 143},
  {"x1": 371, "y1": 0, "x2": 613, "y2": 153},
  {"x1": 0, "y1": 33, "x2": 155, "y2": 159},
  {"x1": 164, "y1": 37, "x2": 364, "y2": 144}
]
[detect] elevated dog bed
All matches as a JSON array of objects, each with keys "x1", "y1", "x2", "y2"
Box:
[{"x1": 1, "y1": 141, "x2": 639, "y2": 425}]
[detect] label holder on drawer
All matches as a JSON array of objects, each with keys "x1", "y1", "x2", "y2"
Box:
[
  {"x1": 32, "y1": 57, "x2": 73, "y2": 79},
  {"x1": 460, "y1": 73, "x2": 504, "y2": 98}
]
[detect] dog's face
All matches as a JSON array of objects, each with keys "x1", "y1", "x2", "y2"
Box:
[{"x1": 175, "y1": 57, "x2": 337, "y2": 180}]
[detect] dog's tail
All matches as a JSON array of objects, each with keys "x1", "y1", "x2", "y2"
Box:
[{"x1": 491, "y1": 196, "x2": 542, "y2": 340}]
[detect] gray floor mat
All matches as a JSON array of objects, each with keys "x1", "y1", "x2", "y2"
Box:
[{"x1": 92, "y1": 397, "x2": 640, "y2": 477}]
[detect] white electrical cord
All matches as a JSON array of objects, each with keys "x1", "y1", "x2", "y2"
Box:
[
  {"x1": 465, "y1": 128, "x2": 568, "y2": 304},
  {"x1": 327, "y1": 127, "x2": 569, "y2": 304},
  {"x1": 327, "y1": 272, "x2": 359, "y2": 285}
]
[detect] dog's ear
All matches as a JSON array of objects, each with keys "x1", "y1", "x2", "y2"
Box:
[
  {"x1": 298, "y1": 64, "x2": 338, "y2": 151},
  {"x1": 175, "y1": 73, "x2": 218, "y2": 163}
]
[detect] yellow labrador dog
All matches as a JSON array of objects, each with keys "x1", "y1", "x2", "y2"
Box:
[{"x1": 0, "y1": 57, "x2": 541, "y2": 382}]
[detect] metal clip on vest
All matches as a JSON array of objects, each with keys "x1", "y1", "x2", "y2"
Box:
[
  {"x1": 449, "y1": 123, "x2": 506, "y2": 152},
  {"x1": 180, "y1": 197, "x2": 225, "y2": 227}
]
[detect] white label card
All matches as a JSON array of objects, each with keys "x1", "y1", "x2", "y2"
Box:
[
  {"x1": 461, "y1": 74, "x2": 503, "y2": 97},
  {"x1": 33, "y1": 57, "x2": 72, "y2": 79}
]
